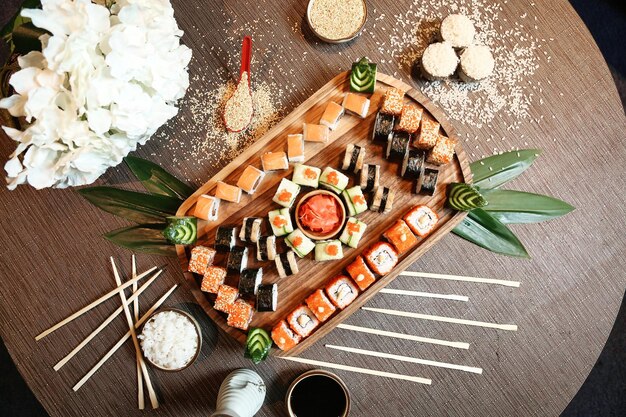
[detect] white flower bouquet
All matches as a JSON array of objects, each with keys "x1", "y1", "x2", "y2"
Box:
[{"x1": 0, "y1": 0, "x2": 192, "y2": 189}]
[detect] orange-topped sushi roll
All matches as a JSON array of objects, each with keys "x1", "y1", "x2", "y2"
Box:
[
  {"x1": 342, "y1": 92, "x2": 370, "y2": 118},
  {"x1": 320, "y1": 101, "x2": 344, "y2": 130},
  {"x1": 272, "y1": 320, "x2": 301, "y2": 351},
  {"x1": 363, "y1": 242, "x2": 398, "y2": 276},
  {"x1": 215, "y1": 181, "x2": 242, "y2": 203},
  {"x1": 188, "y1": 246, "x2": 216, "y2": 275},
  {"x1": 427, "y1": 135, "x2": 456, "y2": 165},
  {"x1": 303, "y1": 123, "x2": 329, "y2": 143},
  {"x1": 397, "y1": 104, "x2": 423, "y2": 133},
  {"x1": 287, "y1": 134, "x2": 304, "y2": 162},
  {"x1": 383, "y1": 219, "x2": 418, "y2": 254},
  {"x1": 414, "y1": 116, "x2": 440, "y2": 149},
  {"x1": 261, "y1": 151, "x2": 289, "y2": 171},
  {"x1": 214, "y1": 284, "x2": 239, "y2": 313},
  {"x1": 237, "y1": 165, "x2": 265, "y2": 194},
  {"x1": 381, "y1": 88, "x2": 404, "y2": 115},
  {"x1": 305, "y1": 289, "x2": 336, "y2": 322},
  {"x1": 325, "y1": 274, "x2": 359, "y2": 309},
  {"x1": 200, "y1": 266, "x2": 226, "y2": 293},
  {"x1": 227, "y1": 299, "x2": 254, "y2": 330},
  {"x1": 345, "y1": 255, "x2": 376, "y2": 291},
  {"x1": 403, "y1": 205, "x2": 438, "y2": 237},
  {"x1": 287, "y1": 304, "x2": 320, "y2": 338},
  {"x1": 194, "y1": 194, "x2": 220, "y2": 221}
]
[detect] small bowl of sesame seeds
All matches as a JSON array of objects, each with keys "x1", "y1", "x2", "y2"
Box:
[{"x1": 306, "y1": 0, "x2": 368, "y2": 44}]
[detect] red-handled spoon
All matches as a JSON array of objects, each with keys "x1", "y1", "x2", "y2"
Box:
[{"x1": 223, "y1": 36, "x2": 253, "y2": 133}]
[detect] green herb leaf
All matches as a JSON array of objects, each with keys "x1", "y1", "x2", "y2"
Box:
[
  {"x1": 124, "y1": 156, "x2": 194, "y2": 200},
  {"x1": 471, "y1": 149, "x2": 541, "y2": 190},
  {"x1": 104, "y1": 224, "x2": 176, "y2": 257},
  {"x1": 481, "y1": 189, "x2": 574, "y2": 224},
  {"x1": 452, "y1": 208, "x2": 529, "y2": 258},
  {"x1": 78, "y1": 186, "x2": 181, "y2": 224}
]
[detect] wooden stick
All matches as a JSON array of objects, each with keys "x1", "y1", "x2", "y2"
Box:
[
  {"x1": 131, "y1": 256, "x2": 144, "y2": 410},
  {"x1": 379, "y1": 288, "x2": 469, "y2": 302},
  {"x1": 35, "y1": 266, "x2": 157, "y2": 341},
  {"x1": 72, "y1": 284, "x2": 178, "y2": 392},
  {"x1": 336, "y1": 324, "x2": 470, "y2": 349},
  {"x1": 280, "y1": 356, "x2": 432, "y2": 385},
  {"x1": 363, "y1": 307, "x2": 518, "y2": 331},
  {"x1": 111, "y1": 258, "x2": 158, "y2": 409},
  {"x1": 53, "y1": 268, "x2": 163, "y2": 371},
  {"x1": 400, "y1": 271, "x2": 520, "y2": 288},
  {"x1": 325, "y1": 344, "x2": 483, "y2": 374}
]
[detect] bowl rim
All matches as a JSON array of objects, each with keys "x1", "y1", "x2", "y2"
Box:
[
  {"x1": 139, "y1": 307, "x2": 202, "y2": 372},
  {"x1": 295, "y1": 189, "x2": 347, "y2": 240},
  {"x1": 305, "y1": 0, "x2": 368, "y2": 44},
  {"x1": 285, "y1": 369, "x2": 351, "y2": 417}
]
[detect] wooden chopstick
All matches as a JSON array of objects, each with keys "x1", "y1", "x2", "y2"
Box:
[
  {"x1": 111, "y1": 258, "x2": 158, "y2": 409},
  {"x1": 35, "y1": 266, "x2": 158, "y2": 341},
  {"x1": 400, "y1": 271, "x2": 521, "y2": 287},
  {"x1": 53, "y1": 268, "x2": 163, "y2": 371},
  {"x1": 131, "y1": 256, "x2": 144, "y2": 410},
  {"x1": 72, "y1": 283, "x2": 178, "y2": 392}
]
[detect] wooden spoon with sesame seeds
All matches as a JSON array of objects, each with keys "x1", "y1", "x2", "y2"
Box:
[{"x1": 223, "y1": 36, "x2": 254, "y2": 133}]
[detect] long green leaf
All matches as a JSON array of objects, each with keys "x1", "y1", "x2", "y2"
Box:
[
  {"x1": 482, "y1": 189, "x2": 574, "y2": 224},
  {"x1": 104, "y1": 224, "x2": 176, "y2": 257},
  {"x1": 452, "y1": 208, "x2": 529, "y2": 258},
  {"x1": 78, "y1": 186, "x2": 181, "y2": 224},
  {"x1": 471, "y1": 149, "x2": 541, "y2": 190},
  {"x1": 124, "y1": 156, "x2": 193, "y2": 200}
]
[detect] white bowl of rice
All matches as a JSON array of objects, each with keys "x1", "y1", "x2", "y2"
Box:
[{"x1": 138, "y1": 309, "x2": 201, "y2": 371}]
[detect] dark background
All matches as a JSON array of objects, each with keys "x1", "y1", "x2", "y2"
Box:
[{"x1": 1, "y1": 0, "x2": 624, "y2": 416}]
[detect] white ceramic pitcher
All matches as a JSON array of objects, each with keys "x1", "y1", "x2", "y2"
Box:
[{"x1": 211, "y1": 368, "x2": 266, "y2": 417}]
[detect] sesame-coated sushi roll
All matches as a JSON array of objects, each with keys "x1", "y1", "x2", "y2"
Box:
[
  {"x1": 341, "y1": 144, "x2": 366, "y2": 173},
  {"x1": 315, "y1": 240, "x2": 343, "y2": 262},
  {"x1": 420, "y1": 42, "x2": 459, "y2": 81},
  {"x1": 275, "y1": 251, "x2": 299, "y2": 278},
  {"x1": 215, "y1": 181, "x2": 242, "y2": 203},
  {"x1": 458, "y1": 44, "x2": 495, "y2": 82},
  {"x1": 346, "y1": 255, "x2": 376, "y2": 291},
  {"x1": 214, "y1": 284, "x2": 239, "y2": 313},
  {"x1": 401, "y1": 150, "x2": 425, "y2": 180},
  {"x1": 386, "y1": 131, "x2": 411, "y2": 160},
  {"x1": 381, "y1": 88, "x2": 405, "y2": 115},
  {"x1": 363, "y1": 242, "x2": 399, "y2": 276},
  {"x1": 440, "y1": 14, "x2": 475, "y2": 49},
  {"x1": 416, "y1": 168, "x2": 439, "y2": 196},
  {"x1": 188, "y1": 246, "x2": 216, "y2": 275},
  {"x1": 215, "y1": 226, "x2": 236, "y2": 252},
  {"x1": 403, "y1": 205, "x2": 438, "y2": 237},
  {"x1": 227, "y1": 246, "x2": 248, "y2": 273},
  {"x1": 427, "y1": 135, "x2": 456, "y2": 166},
  {"x1": 383, "y1": 219, "x2": 418, "y2": 254},
  {"x1": 339, "y1": 217, "x2": 367, "y2": 249},
  {"x1": 200, "y1": 266, "x2": 227, "y2": 293},
  {"x1": 239, "y1": 217, "x2": 262, "y2": 243},
  {"x1": 320, "y1": 101, "x2": 344, "y2": 130},
  {"x1": 342, "y1": 93, "x2": 370, "y2": 118},
  {"x1": 370, "y1": 186, "x2": 395, "y2": 214},
  {"x1": 325, "y1": 274, "x2": 359, "y2": 309},
  {"x1": 303, "y1": 123, "x2": 330, "y2": 143},
  {"x1": 227, "y1": 299, "x2": 254, "y2": 331},
  {"x1": 287, "y1": 134, "x2": 305, "y2": 163},
  {"x1": 237, "y1": 165, "x2": 265, "y2": 195},
  {"x1": 360, "y1": 164, "x2": 380, "y2": 192},
  {"x1": 319, "y1": 167, "x2": 349, "y2": 194},
  {"x1": 292, "y1": 163, "x2": 321, "y2": 188},
  {"x1": 397, "y1": 104, "x2": 423, "y2": 133},
  {"x1": 287, "y1": 304, "x2": 320, "y2": 338},
  {"x1": 272, "y1": 178, "x2": 301, "y2": 208},
  {"x1": 194, "y1": 194, "x2": 220, "y2": 221},
  {"x1": 372, "y1": 111, "x2": 395, "y2": 142},
  {"x1": 305, "y1": 289, "x2": 336, "y2": 322},
  {"x1": 268, "y1": 207, "x2": 294, "y2": 237},
  {"x1": 261, "y1": 151, "x2": 289, "y2": 171},
  {"x1": 271, "y1": 320, "x2": 301, "y2": 351},
  {"x1": 342, "y1": 186, "x2": 368, "y2": 216},
  {"x1": 413, "y1": 116, "x2": 440, "y2": 150},
  {"x1": 239, "y1": 268, "x2": 263, "y2": 296},
  {"x1": 285, "y1": 228, "x2": 316, "y2": 258},
  {"x1": 256, "y1": 283, "x2": 278, "y2": 312}
]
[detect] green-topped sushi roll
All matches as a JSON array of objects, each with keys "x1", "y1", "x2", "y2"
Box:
[
  {"x1": 319, "y1": 167, "x2": 349, "y2": 194},
  {"x1": 339, "y1": 217, "x2": 367, "y2": 248},
  {"x1": 273, "y1": 178, "x2": 301, "y2": 208},
  {"x1": 342, "y1": 186, "x2": 368, "y2": 216},
  {"x1": 315, "y1": 240, "x2": 343, "y2": 262},
  {"x1": 285, "y1": 228, "x2": 316, "y2": 258},
  {"x1": 268, "y1": 208, "x2": 294, "y2": 237},
  {"x1": 292, "y1": 164, "x2": 321, "y2": 188}
]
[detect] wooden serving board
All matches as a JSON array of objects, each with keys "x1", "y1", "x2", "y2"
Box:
[{"x1": 176, "y1": 72, "x2": 471, "y2": 357}]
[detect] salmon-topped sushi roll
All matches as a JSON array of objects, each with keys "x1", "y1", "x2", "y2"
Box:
[
  {"x1": 287, "y1": 134, "x2": 305, "y2": 163},
  {"x1": 272, "y1": 320, "x2": 301, "y2": 351},
  {"x1": 325, "y1": 274, "x2": 359, "y2": 309},
  {"x1": 413, "y1": 116, "x2": 440, "y2": 150},
  {"x1": 363, "y1": 242, "x2": 398, "y2": 276},
  {"x1": 261, "y1": 151, "x2": 289, "y2": 171},
  {"x1": 346, "y1": 255, "x2": 376, "y2": 291},
  {"x1": 342, "y1": 92, "x2": 370, "y2": 118},
  {"x1": 227, "y1": 299, "x2": 254, "y2": 331},
  {"x1": 305, "y1": 289, "x2": 336, "y2": 322},
  {"x1": 237, "y1": 165, "x2": 265, "y2": 194},
  {"x1": 383, "y1": 219, "x2": 418, "y2": 254},
  {"x1": 303, "y1": 123, "x2": 329, "y2": 143},
  {"x1": 194, "y1": 194, "x2": 220, "y2": 221},
  {"x1": 215, "y1": 181, "x2": 242, "y2": 203},
  {"x1": 380, "y1": 88, "x2": 404, "y2": 115},
  {"x1": 287, "y1": 304, "x2": 320, "y2": 338},
  {"x1": 320, "y1": 101, "x2": 344, "y2": 130},
  {"x1": 403, "y1": 205, "x2": 438, "y2": 237},
  {"x1": 214, "y1": 284, "x2": 239, "y2": 313}
]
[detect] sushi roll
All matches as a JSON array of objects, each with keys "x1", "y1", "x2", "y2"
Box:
[
  {"x1": 261, "y1": 151, "x2": 289, "y2": 171},
  {"x1": 458, "y1": 44, "x2": 495, "y2": 82},
  {"x1": 237, "y1": 165, "x2": 265, "y2": 195},
  {"x1": 227, "y1": 299, "x2": 254, "y2": 331},
  {"x1": 342, "y1": 186, "x2": 368, "y2": 216},
  {"x1": 386, "y1": 131, "x2": 411, "y2": 160},
  {"x1": 339, "y1": 217, "x2": 367, "y2": 248},
  {"x1": 440, "y1": 14, "x2": 475, "y2": 49},
  {"x1": 272, "y1": 178, "x2": 301, "y2": 208},
  {"x1": 188, "y1": 246, "x2": 216, "y2": 275},
  {"x1": 370, "y1": 186, "x2": 395, "y2": 214},
  {"x1": 285, "y1": 228, "x2": 315, "y2": 258},
  {"x1": 346, "y1": 256, "x2": 376, "y2": 291},
  {"x1": 403, "y1": 205, "x2": 439, "y2": 237},
  {"x1": 305, "y1": 289, "x2": 336, "y2": 322},
  {"x1": 320, "y1": 101, "x2": 344, "y2": 130},
  {"x1": 227, "y1": 246, "x2": 248, "y2": 273},
  {"x1": 275, "y1": 251, "x2": 299, "y2": 278},
  {"x1": 200, "y1": 266, "x2": 227, "y2": 293},
  {"x1": 360, "y1": 164, "x2": 380, "y2": 192},
  {"x1": 256, "y1": 235, "x2": 277, "y2": 261},
  {"x1": 214, "y1": 284, "x2": 239, "y2": 313},
  {"x1": 256, "y1": 283, "x2": 278, "y2": 312},
  {"x1": 380, "y1": 88, "x2": 404, "y2": 116},
  {"x1": 303, "y1": 123, "x2": 329, "y2": 143},
  {"x1": 416, "y1": 168, "x2": 439, "y2": 196},
  {"x1": 271, "y1": 320, "x2": 301, "y2": 351},
  {"x1": 215, "y1": 226, "x2": 236, "y2": 252},
  {"x1": 401, "y1": 150, "x2": 425, "y2": 180},
  {"x1": 268, "y1": 208, "x2": 294, "y2": 237},
  {"x1": 292, "y1": 163, "x2": 321, "y2": 188},
  {"x1": 325, "y1": 274, "x2": 359, "y2": 309},
  {"x1": 363, "y1": 242, "x2": 398, "y2": 275},
  {"x1": 287, "y1": 134, "x2": 305, "y2": 163},
  {"x1": 239, "y1": 217, "x2": 262, "y2": 243},
  {"x1": 383, "y1": 219, "x2": 418, "y2": 254},
  {"x1": 238, "y1": 268, "x2": 263, "y2": 296},
  {"x1": 314, "y1": 240, "x2": 343, "y2": 262},
  {"x1": 427, "y1": 135, "x2": 456, "y2": 165},
  {"x1": 287, "y1": 304, "x2": 320, "y2": 338},
  {"x1": 341, "y1": 144, "x2": 366, "y2": 173},
  {"x1": 194, "y1": 194, "x2": 220, "y2": 221},
  {"x1": 413, "y1": 117, "x2": 440, "y2": 149},
  {"x1": 319, "y1": 167, "x2": 349, "y2": 194},
  {"x1": 397, "y1": 104, "x2": 423, "y2": 133},
  {"x1": 215, "y1": 181, "x2": 242, "y2": 203},
  {"x1": 420, "y1": 42, "x2": 459, "y2": 81},
  {"x1": 372, "y1": 111, "x2": 395, "y2": 142},
  {"x1": 342, "y1": 93, "x2": 370, "y2": 118}
]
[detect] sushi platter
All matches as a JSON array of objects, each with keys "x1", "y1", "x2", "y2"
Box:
[{"x1": 175, "y1": 71, "x2": 471, "y2": 357}]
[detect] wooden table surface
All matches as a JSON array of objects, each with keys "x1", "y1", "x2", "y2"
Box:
[{"x1": 1, "y1": 0, "x2": 625, "y2": 416}]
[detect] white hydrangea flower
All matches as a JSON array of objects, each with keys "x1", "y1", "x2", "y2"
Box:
[{"x1": 0, "y1": 0, "x2": 192, "y2": 189}]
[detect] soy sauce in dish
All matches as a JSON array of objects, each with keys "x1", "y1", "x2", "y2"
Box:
[{"x1": 289, "y1": 374, "x2": 347, "y2": 417}]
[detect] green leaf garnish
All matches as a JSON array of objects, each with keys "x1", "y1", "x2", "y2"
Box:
[
  {"x1": 471, "y1": 149, "x2": 540, "y2": 190},
  {"x1": 124, "y1": 156, "x2": 194, "y2": 200},
  {"x1": 481, "y1": 189, "x2": 574, "y2": 224},
  {"x1": 104, "y1": 224, "x2": 176, "y2": 257}
]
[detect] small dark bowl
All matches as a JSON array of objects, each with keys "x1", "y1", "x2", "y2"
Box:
[{"x1": 285, "y1": 369, "x2": 351, "y2": 417}]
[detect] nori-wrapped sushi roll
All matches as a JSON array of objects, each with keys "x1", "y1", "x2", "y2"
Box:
[
  {"x1": 386, "y1": 131, "x2": 411, "y2": 160},
  {"x1": 401, "y1": 150, "x2": 425, "y2": 180},
  {"x1": 360, "y1": 164, "x2": 380, "y2": 192},
  {"x1": 341, "y1": 144, "x2": 365, "y2": 174},
  {"x1": 239, "y1": 268, "x2": 263, "y2": 296},
  {"x1": 372, "y1": 111, "x2": 395, "y2": 142},
  {"x1": 227, "y1": 246, "x2": 248, "y2": 273},
  {"x1": 256, "y1": 283, "x2": 278, "y2": 312},
  {"x1": 417, "y1": 168, "x2": 439, "y2": 196},
  {"x1": 275, "y1": 251, "x2": 299, "y2": 278},
  {"x1": 256, "y1": 235, "x2": 277, "y2": 261},
  {"x1": 370, "y1": 186, "x2": 395, "y2": 214},
  {"x1": 239, "y1": 217, "x2": 262, "y2": 243},
  {"x1": 215, "y1": 226, "x2": 236, "y2": 252}
]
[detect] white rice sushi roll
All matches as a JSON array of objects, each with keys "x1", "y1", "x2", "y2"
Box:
[
  {"x1": 292, "y1": 164, "x2": 321, "y2": 188},
  {"x1": 239, "y1": 217, "x2": 262, "y2": 243},
  {"x1": 275, "y1": 251, "x2": 299, "y2": 278},
  {"x1": 268, "y1": 208, "x2": 294, "y2": 236},
  {"x1": 319, "y1": 167, "x2": 349, "y2": 194},
  {"x1": 315, "y1": 240, "x2": 343, "y2": 262},
  {"x1": 341, "y1": 144, "x2": 366, "y2": 173},
  {"x1": 360, "y1": 164, "x2": 380, "y2": 192},
  {"x1": 342, "y1": 186, "x2": 368, "y2": 216},
  {"x1": 458, "y1": 45, "x2": 495, "y2": 82},
  {"x1": 256, "y1": 235, "x2": 277, "y2": 261},
  {"x1": 420, "y1": 42, "x2": 459, "y2": 81},
  {"x1": 324, "y1": 275, "x2": 359, "y2": 309},
  {"x1": 319, "y1": 101, "x2": 344, "y2": 130},
  {"x1": 403, "y1": 205, "x2": 439, "y2": 237},
  {"x1": 339, "y1": 217, "x2": 367, "y2": 248},
  {"x1": 440, "y1": 14, "x2": 475, "y2": 49},
  {"x1": 272, "y1": 178, "x2": 301, "y2": 208},
  {"x1": 287, "y1": 305, "x2": 320, "y2": 337},
  {"x1": 285, "y1": 228, "x2": 316, "y2": 258},
  {"x1": 370, "y1": 186, "x2": 395, "y2": 214}
]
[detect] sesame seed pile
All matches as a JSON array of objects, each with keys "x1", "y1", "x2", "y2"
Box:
[
  {"x1": 308, "y1": 0, "x2": 366, "y2": 40},
  {"x1": 223, "y1": 72, "x2": 254, "y2": 132}
]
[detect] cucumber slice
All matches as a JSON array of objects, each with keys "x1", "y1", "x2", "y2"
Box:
[
  {"x1": 447, "y1": 183, "x2": 488, "y2": 211},
  {"x1": 342, "y1": 190, "x2": 357, "y2": 216},
  {"x1": 350, "y1": 57, "x2": 377, "y2": 93},
  {"x1": 244, "y1": 327, "x2": 272, "y2": 364},
  {"x1": 163, "y1": 216, "x2": 197, "y2": 245}
]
